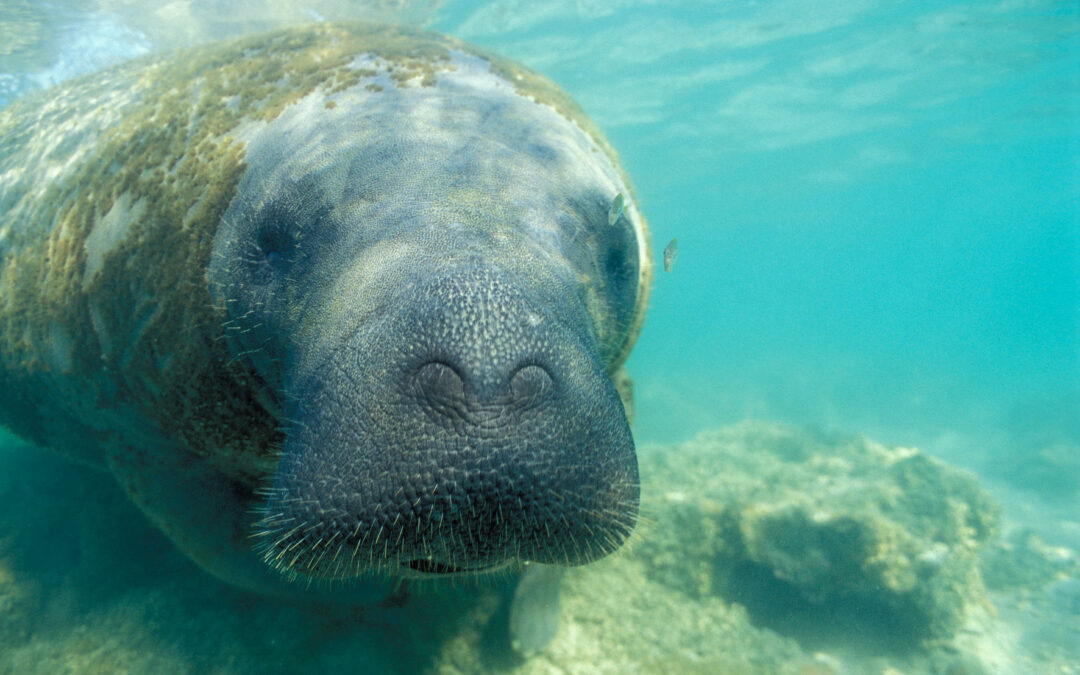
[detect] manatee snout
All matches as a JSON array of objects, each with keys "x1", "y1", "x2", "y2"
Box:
[{"x1": 258, "y1": 267, "x2": 639, "y2": 580}]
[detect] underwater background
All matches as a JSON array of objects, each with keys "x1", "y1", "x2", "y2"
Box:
[{"x1": 0, "y1": 1, "x2": 1077, "y2": 673}]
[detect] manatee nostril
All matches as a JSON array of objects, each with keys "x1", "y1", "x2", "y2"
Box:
[
  {"x1": 414, "y1": 361, "x2": 466, "y2": 413},
  {"x1": 510, "y1": 364, "x2": 554, "y2": 408},
  {"x1": 415, "y1": 361, "x2": 553, "y2": 417}
]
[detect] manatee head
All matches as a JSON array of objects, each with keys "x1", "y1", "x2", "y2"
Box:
[{"x1": 209, "y1": 47, "x2": 646, "y2": 582}]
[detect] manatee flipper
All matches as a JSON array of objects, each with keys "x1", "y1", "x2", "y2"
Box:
[
  {"x1": 105, "y1": 443, "x2": 289, "y2": 595},
  {"x1": 509, "y1": 563, "x2": 566, "y2": 655},
  {"x1": 105, "y1": 443, "x2": 389, "y2": 603}
]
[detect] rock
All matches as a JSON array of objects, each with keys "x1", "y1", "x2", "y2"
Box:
[{"x1": 638, "y1": 421, "x2": 1001, "y2": 647}]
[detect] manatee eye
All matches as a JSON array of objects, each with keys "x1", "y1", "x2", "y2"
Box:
[
  {"x1": 249, "y1": 221, "x2": 297, "y2": 284},
  {"x1": 604, "y1": 243, "x2": 633, "y2": 284},
  {"x1": 256, "y1": 224, "x2": 293, "y2": 261},
  {"x1": 599, "y1": 216, "x2": 640, "y2": 333}
]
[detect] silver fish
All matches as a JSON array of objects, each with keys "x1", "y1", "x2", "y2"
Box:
[
  {"x1": 608, "y1": 192, "x2": 625, "y2": 226},
  {"x1": 663, "y1": 237, "x2": 678, "y2": 273}
]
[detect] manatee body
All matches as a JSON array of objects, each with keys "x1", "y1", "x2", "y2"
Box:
[{"x1": 0, "y1": 22, "x2": 652, "y2": 618}]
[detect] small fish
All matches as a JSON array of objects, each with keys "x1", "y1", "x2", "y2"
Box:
[
  {"x1": 663, "y1": 237, "x2": 678, "y2": 273},
  {"x1": 607, "y1": 192, "x2": 625, "y2": 226}
]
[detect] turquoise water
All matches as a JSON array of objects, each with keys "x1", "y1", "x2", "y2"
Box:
[{"x1": 0, "y1": 1, "x2": 1077, "y2": 673}]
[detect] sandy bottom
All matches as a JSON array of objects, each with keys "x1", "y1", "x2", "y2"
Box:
[{"x1": 0, "y1": 422, "x2": 1076, "y2": 675}]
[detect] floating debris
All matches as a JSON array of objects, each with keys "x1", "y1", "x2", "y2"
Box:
[
  {"x1": 608, "y1": 192, "x2": 625, "y2": 226},
  {"x1": 663, "y1": 237, "x2": 678, "y2": 272}
]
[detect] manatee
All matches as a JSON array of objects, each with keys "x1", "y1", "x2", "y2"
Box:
[{"x1": 0, "y1": 22, "x2": 652, "y2": 649}]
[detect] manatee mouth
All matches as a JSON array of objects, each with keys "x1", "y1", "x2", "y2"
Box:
[{"x1": 403, "y1": 558, "x2": 503, "y2": 576}]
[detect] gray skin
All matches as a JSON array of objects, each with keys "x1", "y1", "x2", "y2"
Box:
[{"x1": 0, "y1": 24, "x2": 652, "y2": 651}]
